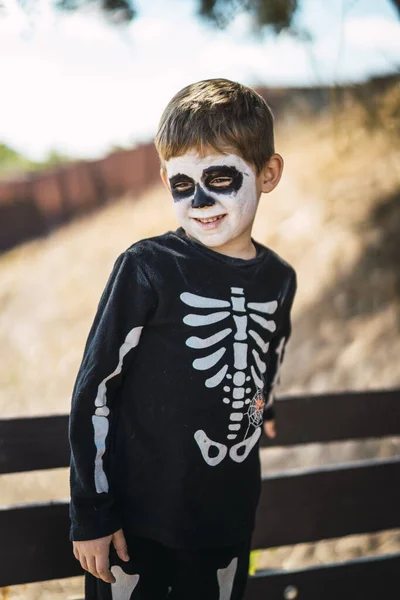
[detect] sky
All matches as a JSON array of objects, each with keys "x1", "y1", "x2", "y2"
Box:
[{"x1": 0, "y1": 0, "x2": 399, "y2": 161}]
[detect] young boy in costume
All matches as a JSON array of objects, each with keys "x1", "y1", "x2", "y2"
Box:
[{"x1": 69, "y1": 78, "x2": 297, "y2": 600}]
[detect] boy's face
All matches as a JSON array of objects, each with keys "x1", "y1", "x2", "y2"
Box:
[{"x1": 163, "y1": 149, "x2": 261, "y2": 249}]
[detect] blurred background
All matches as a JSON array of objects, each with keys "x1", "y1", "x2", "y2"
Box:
[{"x1": 0, "y1": 0, "x2": 399, "y2": 597}]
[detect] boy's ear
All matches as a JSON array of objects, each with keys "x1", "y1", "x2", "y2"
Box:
[
  {"x1": 160, "y1": 168, "x2": 170, "y2": 192},
  {"x1": 259, "y1": 153, "x2": 284, "y2": 194}
]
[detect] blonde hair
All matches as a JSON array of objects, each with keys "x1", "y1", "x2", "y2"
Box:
[{"x1": 155, "y1": 78, "x2": 275, "y2": 175}]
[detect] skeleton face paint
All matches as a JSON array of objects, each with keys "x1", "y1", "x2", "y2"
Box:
[{"x1": 165, "y1": 151, "x2": 259, "y2": 249}]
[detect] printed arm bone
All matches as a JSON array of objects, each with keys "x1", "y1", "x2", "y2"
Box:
[{"x1": 69, "y1": 252, "x2": 156, "y2": 541}]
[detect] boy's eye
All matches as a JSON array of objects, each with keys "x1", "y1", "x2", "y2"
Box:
[
  {"x1": 173, "y1": 181, "x2": 194, "y2": 193},
  {"x1": 209, "y1": 177, "x2": 233, "y2": 188}
]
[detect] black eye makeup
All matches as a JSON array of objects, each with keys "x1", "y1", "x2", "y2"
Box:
[
  {"x1": 169, "y1": 174, "x2": 195, "y2": 201},
  {"x1": 168, "y1": 165, "x2": 245, "y2": 203},
  {"x1": 202, "y1": 165, "x2": 243, "y2": 194}
]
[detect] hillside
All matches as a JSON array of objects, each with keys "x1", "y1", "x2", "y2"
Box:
[{"x1": 0, "y1": 81, "x2": 399, "y2": 597}]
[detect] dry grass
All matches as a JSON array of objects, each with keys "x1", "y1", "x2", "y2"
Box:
[{"x1": 1, "y1": 83, "x2": 400, "y2": 598}]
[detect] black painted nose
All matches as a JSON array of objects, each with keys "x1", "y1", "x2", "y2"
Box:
[{"x1": 191, "y1": 186, "x2": 215, "y2": 209}]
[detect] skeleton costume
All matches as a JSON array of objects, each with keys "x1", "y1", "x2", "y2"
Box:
[
  {"x1": 69, "y1": 223, "x2": 296, "y2": 600},
  {"x1": 69, "y1": 225, "x2": 296, "y2": 546}
]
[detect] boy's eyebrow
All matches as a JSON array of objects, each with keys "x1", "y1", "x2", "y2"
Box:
[
  {"x1": 169, "y1": 173, "x2": 195, "y2": 184},
  {"x1": 201, "y1": 165, "x2": 242, "y2": 177}
]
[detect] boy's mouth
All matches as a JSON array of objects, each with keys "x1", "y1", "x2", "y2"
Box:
[{"x1": 192, "y1": 214, "x2": 227, "y2": 228}]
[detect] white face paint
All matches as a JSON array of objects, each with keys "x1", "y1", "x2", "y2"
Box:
[{"x1": 165, "y1": 151, "x2": 259, "y2": 249}]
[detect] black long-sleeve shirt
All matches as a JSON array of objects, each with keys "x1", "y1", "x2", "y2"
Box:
[{"x1": 68, "y1": 226, "x2": 297, "y2": 548}]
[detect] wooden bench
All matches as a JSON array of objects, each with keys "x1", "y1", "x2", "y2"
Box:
[{"x1": 1, "y1": 388, "x2": 399, "y2": 599}]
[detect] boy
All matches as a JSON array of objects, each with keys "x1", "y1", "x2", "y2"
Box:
[{"x1": 69, "y1": 78, "x2": 297, "y2": 600}]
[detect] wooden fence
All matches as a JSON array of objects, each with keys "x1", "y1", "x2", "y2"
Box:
[
  {"x1": 0, "y1": 388, "x2": 399, "y2": 599},
  {"x1": 0, "y1": 143, "x2": 161, "y2": 253}
]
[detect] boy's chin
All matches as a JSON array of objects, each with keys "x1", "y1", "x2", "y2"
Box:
[
  {"x1": 182, "y1": 228, "x2": 233, "y2": 249},
  {"x1": 178, "y1": 217, "x2": 251, "y2": 249}
]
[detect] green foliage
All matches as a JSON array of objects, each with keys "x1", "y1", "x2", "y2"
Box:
[
  {"x1": 198, "y1": 0, "x2": 298, "y2": 32},
  {"x1": 0, "y1": 142, "x2": 34, "y2": 174},
  {"x1": 0, "y1": 143, "x2": 24, "y2": 165},
  {"x1": 42, "y1": 149, "x2": 72, "y2": 166},
  {"x1": 198, "y1": 0, "x2": 400, "y2": 32},
  {"x1": 56, "y1": 0, "x2": 135, "y2": 23},
  {"x1": 0, "y1": 142, "x2": 75, "y2": 177},
  {"x1": 10, "y1": 0, "x2": 136, "y2": 24},
  {"x1": 391, "y1": 0, "x2": 400, "y2": 17},
  {"x1": 2, "y1": 0, "x2": 399, "y2": 30}
]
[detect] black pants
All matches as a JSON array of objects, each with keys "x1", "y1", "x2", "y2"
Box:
[{"x1": 85, "y1": 533, "x2": 251, "y2": 600}]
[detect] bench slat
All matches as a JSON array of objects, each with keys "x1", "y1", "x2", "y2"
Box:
[
  {"x1": 0, "y1": 415, "x2": 69, "y2": 474},
  {"x1": 0, "y1": 502, "x2": 81, "y2": 587},
  {"x1": 1, "y1": 389, "x2": 399, "y2": 474},
  {"x1": 245, "y1": 553, "x2": 400, "y2": 600},
  {"x1": 259, "y1": 388, "x2": 400, "y2": 447},
  {"x1": 1, "y1": 457, "x2": 399, "y2": 586},
  {"x1": 253, "y1": 456, "x2": 400, "y2": 549}
]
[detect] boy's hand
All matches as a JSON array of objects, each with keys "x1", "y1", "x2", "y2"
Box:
[
  {"x1": 72, "y1": 528, "x2": 130, "y2": 583},
  {"x1": 263, "y1": 419, "x2": 276, "y2": 439}
]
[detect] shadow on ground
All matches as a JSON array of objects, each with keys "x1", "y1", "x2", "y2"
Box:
[{"x1": 284, "y1": 186, "x2": 400, "y2": 391}]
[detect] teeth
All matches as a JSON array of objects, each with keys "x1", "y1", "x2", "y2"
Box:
[{"x1": 197, "y1": 215, "x2": 225, "y2": 223}]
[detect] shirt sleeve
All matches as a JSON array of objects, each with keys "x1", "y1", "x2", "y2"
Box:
[
  {"x1": 68, "y1": 250, "x2": 157, "y2": 541},
  {"x1": 263, "y1": 270, "x2": 297, "y2": 422}
]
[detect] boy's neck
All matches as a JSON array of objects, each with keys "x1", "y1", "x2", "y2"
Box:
[{"x1": 184, "y1": 229, "x2": 257, "y2": 260}]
